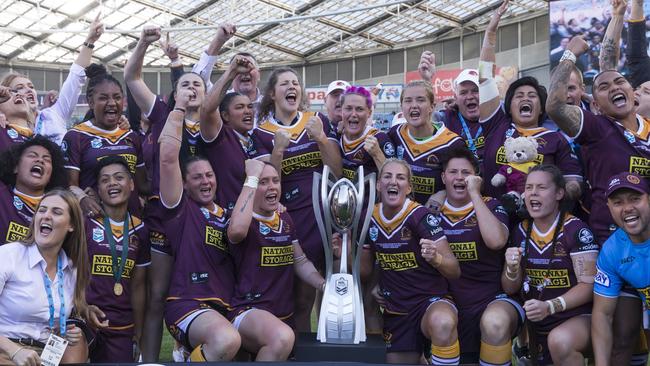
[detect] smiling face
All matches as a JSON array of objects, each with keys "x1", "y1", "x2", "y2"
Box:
[
  {"x1": 8, "y1": 76, "x2": 38, "y2": 108},
  {"x1": 89, "y1": 81, "x2": 123, "y2": 130},
  {"x1": 0, "y1": 91, "x2": 31, "y2": 121},
  {"x1": 607, "y1": 190, "x2": 650, "y2": 242},
  {"x1": 634, "y1": 80, "x2": 650, "y2": 118},
  {"x1": 455, "y1": 81, "x2": 480, "y2": 121},
  {"x1": 97, "y1": 163, "x2": 134, "y2": 208},
  {"x1": 377, "y1": 161, "x2": 412, "y2": 212},
  {"x1": 183, "y1": 159, "x2": 217, "y2": 206},
  {"x1": 15, "y1": 145, "x2": 53, "y2": 195},
  {"x1": 401, "y1": 85, "x2": 434, "y2": 129},
  {"x1": 222, "y1": 95, "x2": 254, "y2": 134},
  {"x1": 341, "y1": 94, "x2": 370, "y2": 139},
  {"x1": 254, "y1": 164, "x2": 282, "y2": 215},
  {"x1": 271, "y1": 71, "x2": 301, "y2": 116},
  {"x1": 566, "y1": 70, "x2": 585, "y2": 106},
  {"x1": 593, "y1": 71, "x2": 636, "y2": 120},
  {"x1": 510, "y1": 85, "x2": 542, "y2": 128},
  {"x1": 176, "y1": 73, "x2": 206, "y2": 110},
  {"x1": 325, "y1": 89, "x2": 344, "y2": 123},
  {"x1": 524, "y1": 170, "x2": 565, "y2": 220},
  {"x1": 441, "y1": 157, "x2": 475, "y2": 203},
  {"x1": 34, "y1": 195, "x2": 74, "y2": 250},
  {"x1": 232, "y1": 56, "x2": 260, "y2": 96}
]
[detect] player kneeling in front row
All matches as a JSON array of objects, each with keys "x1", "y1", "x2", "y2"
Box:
[
  {"x1": 592, "y1": 173, "x2": 650, "y2": 365},
  {"x1": 226, "y1": 160, "x2": 326, "y2": 361},
  {"x1": 363, "y1": 158, "x2": 461, "y2": 365},
  {"x1": 438, "y1": 147, "x2": 524, "y2": 365}
]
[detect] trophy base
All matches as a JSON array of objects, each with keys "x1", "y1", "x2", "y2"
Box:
[{"x1": 294, "y1": 332, "x2": 385, "y2": 363}]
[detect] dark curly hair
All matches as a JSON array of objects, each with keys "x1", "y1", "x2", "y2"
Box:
[
  {"x1": 504, "y1": 76, "x2": 548, "y2": 123},
  {"x1": 0, "y1": 135, "x2": 68, "y2": 190}
]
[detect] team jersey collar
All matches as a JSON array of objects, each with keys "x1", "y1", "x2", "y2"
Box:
[
  {"x1": 270, "y1": 112, "x2": 302, "y2": 127},
  {"x1": 253, "y1": 211, "x2": 281, "y2": 231},
  {"x1": 442, "y1": 199, "x2": 474, "y2": 223},
  {"x1": 13, "y1": 188, "x2": 42, "y2": 211},
  {"x1": 7, "y1": 123, "x2": 34, "y2": 138}
]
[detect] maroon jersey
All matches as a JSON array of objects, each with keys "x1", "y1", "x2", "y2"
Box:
[
  {"x1": 164, "y1": 195, "x2": 234, "y2": 308},
  {"x1": 388, "y1": 123, "x2": 466, "y2": 204},
  {"x1": 513, "y1": 214, "x2": 598, "y2": 331},
  {"x1": 250, "y1": 111, "x2": 338, "y2": 211},
  {"x1": 0, "y1": 182, "x2": 39, "y2": 244},
  {"x1": 368, "y1": 200, "x2": 448, "y2": 314},
  {"x1": 85, "y1": 214, "x2": 150, "y2": 327},
  {"x1": 62, "y1": 121, "x2": 144, "y2": 190},
  {"x1": 481, "y1": 108, "x2": 582, "y2": 198},
  {"x1": 143, "y1": 97, "x2": 203, "y2": 195},
  {"x1": 0, "y1": 124, "x2": 32, "y2": 153},
  {"x1": 202, "y1": 125, "x2": 251, "y2": 210},
  {"x1": 441, "y1": 197, "x2": 509, "y2": 308},
  {"x1": 340, "y1": 126, "x2": 395, "y2": 181},
  {"x1": 441, "y1": 110, "x2": 486, "y2": 162},
  {"x1": 574, "y1": 111, "x2": 650, "y2": 242},
  {"x1": 229, "y1": 211, "x2": 298, "y2": 319}
]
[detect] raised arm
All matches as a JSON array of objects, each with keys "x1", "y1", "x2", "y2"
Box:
[
  {"x1": 305, "y1": 115, "x2": 343, "y2": 178},
  {"x1": 158, "y1": 88, "x2": 192, "y2": 208},
  {"x1": 227, "y1": 159, "x2": 264, "y2": 244},
  {"x1": 479, "y1": 0, "x2": 509, "y2": 120},
  {"x1": 467, "y1": 176, "x2": 508, "y2": 250},
  {"x1": 124, "y1": 26, "x2": 162, "y2": 116},
  {"x1": 200, "y1": 55, "x2": 254, "y2": 142},
  {"x1": 418, "y1": 51, "x2": 436, "y2": 82},
  {"x1": 192, "y1": 24, "x2": 237, "y2": 91},
  {"x1": 159, "y1": 33, "x2": 185, "y2": 87},
  {"x1": 546, "y1": 36, "x2": 590, "y2": 138},
  {"x1": 626, "y1": 0, "x2": 650, "y2": 86},
  {"x1": 600, "y1": 0, "x2": 628, "y2": 71}
]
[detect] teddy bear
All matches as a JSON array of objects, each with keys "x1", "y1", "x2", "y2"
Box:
[{"x1": 491, "y1": 136, "x2": 539, "y2": 214}]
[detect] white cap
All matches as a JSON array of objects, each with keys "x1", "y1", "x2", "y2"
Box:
[
  {"x1": 326, "y1": 80, "x2": 351, "y2": 96},
  {"x1": 453, "y1": 69, "x2": 479, "y2": 90}
]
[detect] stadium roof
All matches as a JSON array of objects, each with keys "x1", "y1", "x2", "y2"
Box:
[{"x1": 0, "y1": 0, "x2": 548, "y2": 68}]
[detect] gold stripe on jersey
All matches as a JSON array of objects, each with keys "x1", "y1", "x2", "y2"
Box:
[
  {"x1": 372, "y1": 200, "x2": 420, "y2": 236},
  {"x1": 185, "y1": 120, "x2": 201, "y2": 136},
  {"x1": 514, "y1": 126, "x2": 548, "y2": 137},
  {"x1": 7, "y1": 124, "x2": 34, "y2": 138},
  {"x1": 342, "y1": 127, "x2": 379, "y2": 153},
  {"x1": 633, "y1": 116, "x2": 650, "y2": 141},
  {"x1": 91, "y1": 214, "x2": 144, "y2": 241},
  {"x1": 521, "y1": 214, "x2": 579, "y2": 254},
  {"x1": 13, "y1": 191, "x2": 40, "y2": 211},
  {"x1": 396, "y1": 124, "x2": 461, "y2": 160},
  {"x1": 257, "y1": 112, "x2": 315, "y2": 142},
  {"x1": 72, "y1": 122, "x2": 132, "y2": 144},
  {"x1": 256, "y1": 212, "x2": 282, "y2": 232},
  {"x1": 441, "y1": 201, "x2": 474, "y2": 224}
]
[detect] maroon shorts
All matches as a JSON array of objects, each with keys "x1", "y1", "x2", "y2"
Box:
[
  {"x1": 382, "y1": 296, "x2": 456, "y2": 354},
  {"x1": 164, "y1": 299, "x2": 229, "y2": 349},
  {"x1": 88, "y1": 326, "x2": 135, "y2": 363},
  {"x1": 144, "y1": 198, "x2": 172, "y2": 256},
  {"x1": 290, "y1": 205, "x2": 324, "y2": 270}
]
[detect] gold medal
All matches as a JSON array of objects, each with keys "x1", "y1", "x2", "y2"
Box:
[{"x1": 113, "y1": 282, "x2": 123, "y2": 296}]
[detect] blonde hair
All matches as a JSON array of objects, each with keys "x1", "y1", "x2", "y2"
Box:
[
  {"x1": 379, "y1": 158, "x2": 413, "y2": 185},
  {"x1": 21, "y1": 189, "x2": 89, "y2": 319},
  {"x1": 0, "y1": 72, "x2": 30, "y2": 88},
  {"x1": 400, "y1": 80, "x2": 435, "y2": 105}
]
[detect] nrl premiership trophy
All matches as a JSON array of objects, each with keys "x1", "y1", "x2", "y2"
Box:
[{"x1": 312, "y1": 165, "x2": 375, "y2": 344}]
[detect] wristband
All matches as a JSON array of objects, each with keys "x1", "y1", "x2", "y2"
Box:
[
  {"x1": 10, "y1": 347, "x2": 25, "y2": 360},
  {"x1": 479, "y1": 78, "x2": 499, "y2": 104},
  {"x1": 557, "y1": 296, "x2": 567, "y2": 312},
  {"x1": 244, "y1": 176, "x2": 259, "y2": 189},
  {"x1": 505, "y1": 268, "x2": 519, "y2": 281},
  {"x1": 170, "y1": 58, "x2": 182, "y2": 67},
  {"x1": 173, "y1": 107, "x2": 186, "y2": 114},
  {"x1": 478, "y1": 60, "x2": 495, "y2": 79},
  {"x1": 83, "y1": 42, "x2": 95, "y2": 49},
  {"x1": 559, "y1": 50, "x2": 577, "y2": 64},
  {"x1": 546, "y1": 300, "x2": 556, "y2": 315},
  {"x1": 320, "y1": 281, "x2": 326, "y2": 292}
]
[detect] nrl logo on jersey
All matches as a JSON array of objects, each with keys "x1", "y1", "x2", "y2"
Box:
[
  {"x1": 93, "y1": 227, "x2": 104, "y2": 242},
  {"x1": 200, "y1": 207, "x2": 210, "y2": 219},
  {"x1": 259, "y1": 223, "x2": 271, "y2": 235},
  {"x1": 91, "y1": 138, "x2": 103, "y2": 148},
  {"x1": 12, "y1": 196, "x2": 23, "y2": 210},
  {"x1": 369, "y1": 226, "x2": 378, "y2": 242},
  {"x1": 7, "y1": 129, "x2": 18, "y2": 139}
]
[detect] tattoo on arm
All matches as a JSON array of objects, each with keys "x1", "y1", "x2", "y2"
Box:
[
  {"x1": 239, "y1": 190, "x2": 255, "y2": 213},
  {"x1": 600, "y1": 38, "x2": 619, "y2": 71},
  {"x1": 573, "y1": 252, "x2": 598, "y2": 283},
  {"x1": 547, "y1": 61, "x2": 583, "y2": 137}
]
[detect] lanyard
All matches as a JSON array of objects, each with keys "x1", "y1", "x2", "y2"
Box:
[
  {"x1": 458, "y1": 113, "x2": 482, "y2": 155},
  {"x1": 42, "y1": 255, "x2": 66, "y2": 337},
  {"x1": 104, "y1": 214, "x2": 130, "y2": 294}
]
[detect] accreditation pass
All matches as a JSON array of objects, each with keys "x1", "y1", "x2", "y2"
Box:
[{"x1": 40, "y1": 333, "x2": 68, "y2": 366}]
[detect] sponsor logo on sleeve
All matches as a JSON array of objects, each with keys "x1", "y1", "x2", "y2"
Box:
[{"x1": 594, "y1": 269, "x2": 610, "y2": 287}]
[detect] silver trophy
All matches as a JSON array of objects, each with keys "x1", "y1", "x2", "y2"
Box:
[{"x1": 312, "y1": 165, "x2": 376, "y2": 344}]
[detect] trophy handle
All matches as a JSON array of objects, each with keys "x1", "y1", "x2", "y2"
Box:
[{"x1": 313, "y1": 168, "x2": 333, "y2": 280}]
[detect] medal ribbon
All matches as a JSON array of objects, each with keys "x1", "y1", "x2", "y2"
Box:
[
  {"x1": 42, "y1": 255, "x2": 66, "y2": 337},
  {"x1": 458, "y1": 112, "x2": 482, "y2": 156},
  {"x1": 104, "y1": 215, "x2": 130, "y2": 291}
]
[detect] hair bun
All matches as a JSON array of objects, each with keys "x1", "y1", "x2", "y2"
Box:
[{"x1": 85, "y1": 63, "x2": 108, "y2": 79}]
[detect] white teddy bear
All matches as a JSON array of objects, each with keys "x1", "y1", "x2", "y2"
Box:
[{"x1": 491, "y1": 136, "x2": 539, "y2": 213}]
